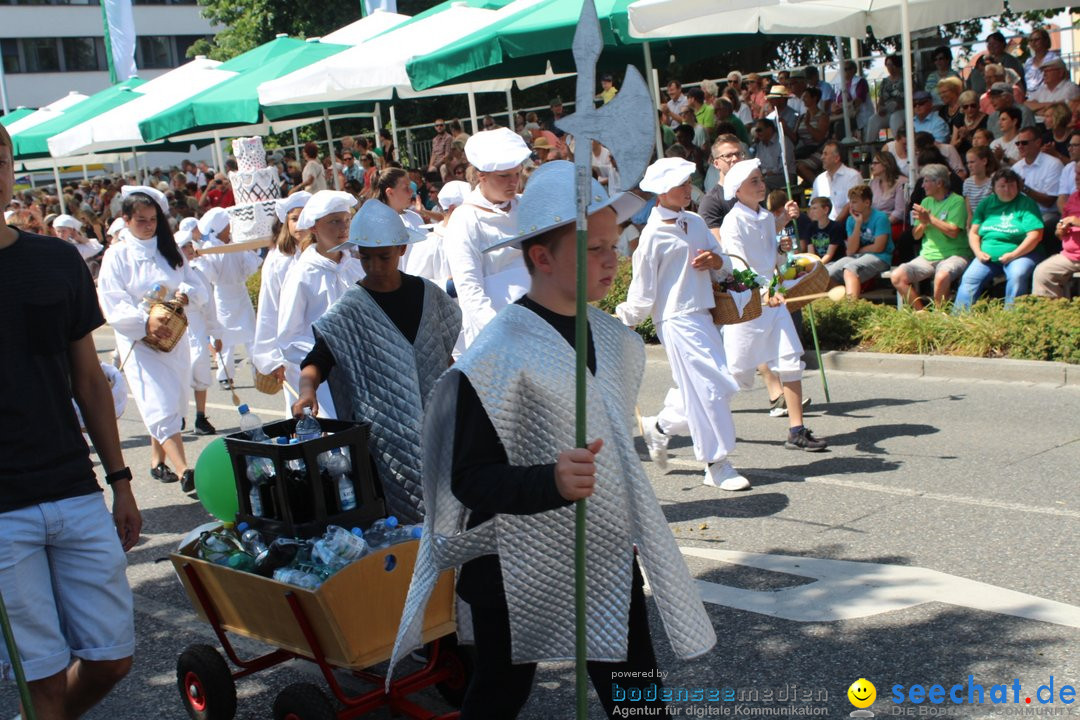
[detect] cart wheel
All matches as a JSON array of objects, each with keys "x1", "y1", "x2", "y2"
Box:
[
  {"x1": 273, "y1": 682, "x2": 336, "y2": 720},
  {"x1": 433, "y1": 635, "x2": 474, "y2": 707},
  {"x1": 176, "y1": 644, "x2": 237, "y2": 720}
]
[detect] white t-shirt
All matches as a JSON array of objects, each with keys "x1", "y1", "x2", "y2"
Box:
[
  {"x1": 1058, "y1": 161, "x2": 1076, "y2": 197},
  {"x1": 991, "y1": 136, "x2": 1020, "y2": 165},
  {"x1": 666, "y1": 95, "x2": 689, "y2": 128},
  {"x1": 1013, "y1": 151, "x2": 1063, "y2": 214},
  {"x1": 811, "y1": 165, "x2": 863, "y2": 220},
  {"x1": 1029, "y1": 80, "x2": 1080, "y2": 105},
  {"x1": 302, "y1": 159, "x2": 328, "y2": 193}
]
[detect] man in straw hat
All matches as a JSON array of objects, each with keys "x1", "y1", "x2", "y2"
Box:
[
  {"x1": 390, "y1": 160, "x2": 714, "y2": 717},
  {"x1": 617, "y1": 157, "x2": 750, "y2": 491}
]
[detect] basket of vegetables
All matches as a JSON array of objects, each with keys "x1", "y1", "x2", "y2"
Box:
[
  {"x1": 771, "y1": 253, "x2": 827, "y2": 312},
  {"x1": 711, "y1": 259, "x2": 763, "y2": 325}
]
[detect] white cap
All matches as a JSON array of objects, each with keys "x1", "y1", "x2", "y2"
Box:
[
  {"x1": 486, "y1": 160, "x2": 645, "y2": 252},
  {"x1": 640, "y1": 157, "x2": 696, "y2": 195},
  {"x1": 179, "y1": 217, "x2": 198, "y2": 233},
  {"x1": 3, "y1": 210, "x2": 14, "y2": 223},
  {"x1": 465, "y1": 127, "x2": 531, "y2": 172},
  {"x1": 108, "y1": 217, "x2": 126, "y2": 236},
  {"x1": 121, "y1": 185, "x2": 169, "y2": 215},
  {"x1": 175, "y1": 229, "x2": 194, "y2": 249},
  {"x1": 197, "y1": 206, "x2": 230, "y2": 237},
  {"x1": 276, "y1": 191, "x2": 311, "y2": 223},
  {"x1": 296, "y1": 190, "x2": 356, "y2": 231},
  {"x1": 53, "y1": 213, "x2": 82, "y2": 231},
  {"x1": 345, "y1": 199, "x2": 428, "y2": 248},
  {"x1": 723, "y1": 158, "x2": 762, "y2": 200},
  {"x1": 437, "y1": 181, "x2": 471, "y2": 211}
]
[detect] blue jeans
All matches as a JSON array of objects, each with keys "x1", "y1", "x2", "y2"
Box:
[{"x1": 953, "y1": 253, "x2": 1042, "y2": 310}]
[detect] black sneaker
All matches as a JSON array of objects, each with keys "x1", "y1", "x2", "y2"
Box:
[
  {"x1": 785, "y1": 427, "x2": 828, "y2": 452},
  {"x1": 769, "y1": 394, "x2": 812, "y2": 418},
  {"x1": 219, "y1": 379, "x2": 232, "y2": 390},
  {"x1": 193, "y1": 415, "x2": 217, "y2": 436},
  {"x1": 180, "y1": 469, "x2": 196, "y2": 494},
  {"x1": 151, "y1": 463, "x2": 179, "y2": 483},
  {"x1": 180, "y1": 417, "x2": 186, "y2": 431}
]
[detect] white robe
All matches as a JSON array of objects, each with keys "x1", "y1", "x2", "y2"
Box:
[
  {"x1": 616, "y1": 207, "x2": 738, "y2": 464},
  {"x1": 402, "y1": 224, "x2": 451, "y2": 289},
  {"x1": 442, "y1": 187, "x2": 528, "y2": 347},
  {"x1": 97, "y1": 230, "x2": 207, "y2": 442},
  {"x1": 199, "y1": 238, "x2": 261, "y2": 349},
  {"x1": 71, "y1": 237, "x2": 103, "y2": 259},
  {"x1": 251, "y1": 247, "x2": 299, "y2": 376},
  {"x1": 276, "y1": 246, "x2": 364, "y2": 420},
  {"x1": 185, "y1": 260, "x2": 223, "y2": 392},
  {"x1": 718, "y1": 201, "x2": 805, "y2": 388}
]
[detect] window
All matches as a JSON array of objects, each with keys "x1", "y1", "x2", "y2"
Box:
[
  {"x1": 23, "y1": 38, "x2": 59, "y2": 72},
  {"x1": 174, "y1": 35, "x2": 203, "y2": 62},
  {"x1": 138, "y1": 36, "x2": 172, "y2": 68},
  {"x1": 62, "y1": 37, "x2": 105, "y2": 72},
  {"x1": 1, "y1": 39, "x2": 19, "y2": 74}
]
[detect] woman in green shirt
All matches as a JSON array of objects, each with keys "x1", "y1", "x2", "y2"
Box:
[{"x1": 954, "y1": 168, "x2": 1044, "y2": 310}]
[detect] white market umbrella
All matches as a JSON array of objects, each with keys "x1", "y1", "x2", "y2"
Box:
[
  {"x1": 48, "y1": 56, "x2": 233, "y2": 158},
  {"x1": 319, "y1": 9, "x2": 411, "y2": 44},
  {"x1": 4, "y1": 92, "x2": 89, "y2": 136}
]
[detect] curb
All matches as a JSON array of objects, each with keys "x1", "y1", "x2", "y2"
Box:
[{"x1": 819, "y1": 351, "x2": 1079, "y2": 387}]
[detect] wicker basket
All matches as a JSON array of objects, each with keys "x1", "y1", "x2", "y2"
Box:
[
  {"x1": 144, "y1": 301, "x2": 188, "y2": 352},
  {"x1": 780, "y1": 254, "x2": 829, "y2": 312},
  {"x1": 254, "y1": 370, "x2": 283, "y2": 395},
  {"x1": 710, "y1": 253, "x2": 763, "y2": 325}
]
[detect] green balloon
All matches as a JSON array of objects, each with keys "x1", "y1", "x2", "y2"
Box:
[{"x1": 194, "y1": 438, "x2": 239, "y2": 522}]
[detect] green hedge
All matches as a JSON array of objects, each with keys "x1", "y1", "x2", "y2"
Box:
[{"x1": 596, "y1": 258, "x2": 656, "y2": 343}]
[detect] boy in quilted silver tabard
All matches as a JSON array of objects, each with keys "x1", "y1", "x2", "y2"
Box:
[
  {"x1": 390, "y1": 161, "x2": 716, "y2": 719},
  {"x1": 292, "y1": 198, "x2": 460, "y2": 524}
]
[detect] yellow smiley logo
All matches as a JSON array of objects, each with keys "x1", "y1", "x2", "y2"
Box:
[{"x1": 848, "y1": 678, "x2": 876, "y2": 708}]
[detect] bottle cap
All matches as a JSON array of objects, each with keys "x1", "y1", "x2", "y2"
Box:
[
  {"x1": 351, "y1": 527, "x2": 363, "y2": 536},
  {"x1": 410, "y1": 527, "x2": 423, "y2": 539},
  {"x1": 238, "y1": 404, "x2": 250, "y2": 414},
  {"x1": 237, "y1": 522, "x2": 249, "y2": 532},
  {"x1": 386, "y1": 516, "x2": 399, "y2": 528},
  {"x1": 276, "y1": 436, "x2": 290, "y2": 444}
]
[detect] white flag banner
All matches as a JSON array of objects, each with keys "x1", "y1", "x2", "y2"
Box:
[
  {"x1": 364, "y1": 0, "x2": 398, "y2": 16},
  {"x1": 101, "y1": 0, "x2": 137, "y2": 83}
]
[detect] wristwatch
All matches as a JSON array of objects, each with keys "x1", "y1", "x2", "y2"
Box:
[{"x1": 105, "y1": 467, "x2": 133, "y2": 486}]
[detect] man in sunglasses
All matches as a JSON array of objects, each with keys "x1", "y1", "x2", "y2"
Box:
[
  {"x1": 428, "y1": 118, "x2": 452, "y2": 173},
  {"x1": 1012, "y1": 126, "x2": 1063, "y2": 226}
]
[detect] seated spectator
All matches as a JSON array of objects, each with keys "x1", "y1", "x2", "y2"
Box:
[
  {"x1": 990, "y1": 107, "x2": 1023, "y2": 166},
  {"x1": 811, "y1": 141, "x2": 863, "y2": 222},
  {"x1": 439, "y1": 142, "x2": 466, "y2": 182},
  {"x1": 751, "y1": 118, "x2": 795, "y2": 192},
  {"x1": 785, "y1": 69, "x2": 808, "y2": 114},
  {"x1": 1034, "y1": 162, "x2": 1080, "y2": 297},
  {"x1": 913, "y1": 91, "x2": 951, "y2": 143},
  {"x1": 724, "y1": 85, "x2": 753, "y2": 126},
  {"x1": 833, "y1": 60, "x2": 874, "y2": 138},
  {"x1": 764, "y1": 85, "x2": 798, "y2": 140},
  {"x1": 891, "y1": 164, "x2": 971, "y2": 308},
  {"x1": 954, "y1": 168, "x2": 1044, "y2": 309},
  {"x1": 796, "y1": 196, "x2": 846, "y2": 263},
  {"x1": 1040, "y1": 102, "x2": 1073, "y2": 161},
  {"x1": 676, "y1": 122, "x2": 708, "y2": 177},
  {"x1": 988, "y1": 83, "x2": 1036, "y2": 137},
  {"x1": 794, "y1": 86, "x2": 830, "y2": 181},
  {"x1": 1026, "y1": 57, "x2": 1079, "y2": 114},
  {"x1": 700, "y1": 78, "x2": 718, "y2": 106},
  {"x1": 828, "y1": 184, "x2": 893, "y2": 298},
  {"x1": 926, "y1": 46, "x2": 961, "y2": 106},
  {"x1": 686, "y1": 88, "x2": 715, "y2": 139},
  {"x1": 937, "y1": 77, "x2": 965, "y2": 130},
  {"x1": 963, "y1": 145, "x2": 999, "y2": 226},
  {"x1": 951, "y1": 90, "x2": 988, "y2": 156},
  {"x1": 870, "y1": 151, "x2": 907, "y2": 234},
  {"x1": 985, "y1": 31, "x2": 1027, "y2": 96},
  {"x1": 714, "y1": 96, "x2": 751, "y2": 145},
  {"x1": 804, "y1": 65, "x2": 835, "y2": 115},
  {"x1": 1055, "y1": 130, "x2": 1080, "y2": 213},
  {"x1": 883, "y1": 130, "x2": 912, "y2": 176},
  {"x1": 972, "y1": 127, "x2": 995, "y2": 150},
  {"x1": 1024, "y1": 28, "x2": 1059, "y2": 94},
  {"x1": 660, "y1": 79, "x2": 689, "y2": 128},
  {"x1": 914, "y1": 131, "x2": 967, "y2": 179},
  {"x1": 1011, "y1": 125, "x2": 1063, "y2": 225},
  {"x1": 868, "y1": 54, "x2": 905, "y2": 141}
]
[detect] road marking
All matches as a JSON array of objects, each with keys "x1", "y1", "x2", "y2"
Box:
[
  {"x1": 680, "y1": 546, "x2": 1080, "y2": 628},
  {"x1": 666, "y1": 457, "x2": 1080, "y2": 519}
]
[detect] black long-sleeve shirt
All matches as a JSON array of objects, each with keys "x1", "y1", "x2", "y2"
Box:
[{"x1": 452, "y1": 295, "x2": 595, "y2": 606}]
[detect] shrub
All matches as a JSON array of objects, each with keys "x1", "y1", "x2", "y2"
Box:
[
  {"x1": 596, "y1": 257, "x2": 657, "y2": 343},
  {"x1": 797, "y1": 299, "x2": 889, "y2": 350},
  {"x1": 247, "y1": 271, "x2": 261, "y2": 309}
]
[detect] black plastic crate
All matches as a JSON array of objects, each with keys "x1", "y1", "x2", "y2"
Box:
[{"x1": 223, "y1": 418, "x2": 386, "y2": 540}]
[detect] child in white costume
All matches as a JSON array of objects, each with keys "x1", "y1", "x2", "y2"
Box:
[
  {"x1": 276, "y1": 191, "x2": 364, "y2": 421},
  {"x1": 177, "y1": 230, "x2": 224, "y2": 435},
  {"x1": 719, "y1": 160, "x2": 827, "y2": 452},
  {"x1": 616, "y1": 158, "x2": 750, "y2": 491}
]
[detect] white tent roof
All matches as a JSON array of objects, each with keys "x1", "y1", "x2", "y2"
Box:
[
  {"x1": 628, "y1": 0, "x2": 1005, "y2": 40},
  {"x1": 48, "y1": 57, "x2": 233, "y2": 158},
  {"x1": 5, "y1": 92, "x2": 89, "y2": 136},
  {"x1": 319, "y1": 9, "x2": 411, "y2": 44},
  {"x1": 258, "y1": 0, "x2": 560, "y2": 106}
]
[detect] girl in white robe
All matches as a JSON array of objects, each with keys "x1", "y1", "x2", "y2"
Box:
[
  {"x1": 251, "y1": 193, "x2": 309, "y2": 414},
  {"x1": 197, "y1": 206, "x2": 261, "y2": 385},
  {"x1": 177, "y1": 230, "x2": 223, "y2": 435},
  {"x1": 615, "y1": 158, "x2": 749, "y2": 491},
  {"x1": 719, "y1": 159, "x2": 827, "y2": 452},
  {"x1": 276, "y1": 191, "x2": 364, "y2": 420},
  {"x1": 375, "y1": 168, "x2": 428, "y2": 275},
  {"x1": 97, "y1": 186, "x2": 208, "y2": 492}
]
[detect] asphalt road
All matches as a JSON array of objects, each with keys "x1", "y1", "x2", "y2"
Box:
[{"x1": 3, "y1": 328, "x2": 1078, "y2": 720}]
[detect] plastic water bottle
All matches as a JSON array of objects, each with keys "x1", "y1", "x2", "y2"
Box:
[
  {"x1": 245, "y1": 456, "x2": 276, "y2": 517},
  {"x1": 285, "y1": 439, "x2": 313, "y2": 522},
  {"x1": 139, "y1": 283, "x2": 165, "y2": 313},
  {"x1": 238, "y1": 404, "x2": 269, "y2": 442},
  {"x1": 295, "y1": 407, "x2": 322, "y2": 441},
  {"x1": 363, "y1": 516, "x2": 399, "y2": 550},
  {"x1": 313, "y1": 525, "x2": 368, "y2": 569},
  {"x1": 254, "y1": 537, "x2": 311, "y2": 577},
  {"x1": 197, "y1": 530, "x2": 255, "y2": 572},
  {"x1": 385, "y1": 525, "x2": 423, "y2": 546},
  {"x1": 236, "y1": 523, "x2": 268, "y2": 557},
  {"x1": 324, "y1": 448, "x2": 356, "y2": 512},
  {"x1": 273, "y1": 567, "x2": 321, "y2": 590}
]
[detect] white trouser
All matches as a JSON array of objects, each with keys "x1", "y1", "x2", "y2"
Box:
[
  {"x1": 216, "y1": 344, "x2": 246, "y2": 382},
  {"x1": 655, "y1": 312, "x2": 739, "y2": 464},
  {"x1": 722, "y1": 304, "x2": 805, "y2": 390}
]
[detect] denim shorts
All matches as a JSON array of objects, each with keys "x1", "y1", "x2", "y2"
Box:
[{"x1": 0, "y1": 492, "x2": 135, "y2": 682}]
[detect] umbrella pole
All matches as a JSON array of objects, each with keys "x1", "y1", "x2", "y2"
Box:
[
  {"x1": 835, "y1": 37, "x2": 853, "y2": 142},
  {"x1": 900, "y1": 0, "x2": 918, "y2": 185},
  {"x1": 292, "y1": 128, "x2": 301, "y2": 165},
  {"x1": 0, "y1": 589, "x2": 37, "y2": 720},
  {"x1": 53, "y1": 161, "x2": 65, "y2": 213},
  {"x1": 642, "y1": 41, "x2": 663, "y2": 159},
  {"x1": 467, "y1": 91, "x2": 479, "y2": 136},
  {"x1": 323, "y1": 109, "x2": 340, "y2": 190},
  {"x1": 505, "y1": 88, "x2": 515, "y2": 131},
  {"x1": 389, "y1": 105, "x2": 399, "y2": 168}
]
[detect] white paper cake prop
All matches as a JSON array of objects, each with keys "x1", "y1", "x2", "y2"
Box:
[{"x1": 227, "y1": 136, "x2": 281, "y2": 243}]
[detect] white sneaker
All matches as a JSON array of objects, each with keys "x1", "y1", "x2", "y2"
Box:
[
  {"x1": 638, "y1": 414, "x2": 670, "y2": 472},
  {"x1": 704, "y1": 460, "x2": 751, "y2": 491}
]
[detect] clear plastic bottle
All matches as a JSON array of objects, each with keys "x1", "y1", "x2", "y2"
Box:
[
  {"x1": 285, "y1": 438, "x2": 313, "y2": 522},
  {"x1": 139, "y1": 283, "x2": 165, "y2": 313},
  {"x1": 363, "y1": 516, "x2": 399, "y2": 550},
  {"x1": 238, "y1": 404, "x2": 270, "y2": 442},
  {"x1": 254, "y1": 537, "x2": 311, "y2": 577},
  {"x1": 295, "y1": 407, "x2": 322, "y2": 442},
  {"x1": 236, "y1": 523, "x2": 268, "y2": 557},
  {"x1": 385, "y1": 525, "x2": 423, "y2": 546},
  {"x1": 272, "y1": 567, "x2": 321, "y2": 590},
  {"x1": 245, "y1": 456, "x2": 276, "y2": 517},
  {"x1": 313, "y1": 525, "x2": 368, "y2": 569},
  {"x1": 197, "y1": 530, "x2": 255, "y2": 571},
  {"x1": 324, "y1": 448, "x2": 356, "y2": 512}
]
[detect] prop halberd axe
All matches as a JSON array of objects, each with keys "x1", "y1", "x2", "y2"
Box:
[{"x1": 553, "y1": 2, "x2": 657, "y2": 717}]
